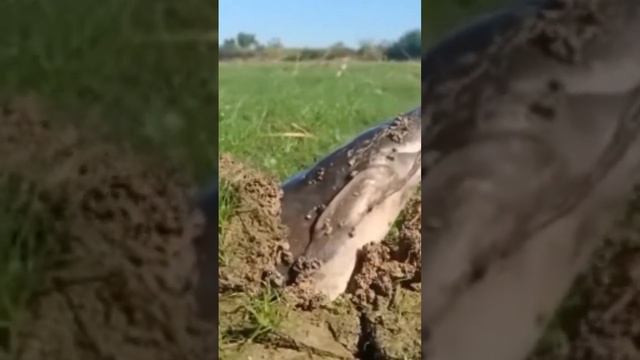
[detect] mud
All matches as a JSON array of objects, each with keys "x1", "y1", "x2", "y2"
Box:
[
  {"x1": 349, "y1": 196, "x2": 421, "y2": 308},
  {"x1": 0, "y1": 96, "x2": 215, "y2": 360},
  {"x1": 218, "y1": 154, "x2": 292, "y2": 294},
  {"x1": 350, "y1": 196, "x2": 421, "y2": 359},
  {"x1": 218, "y1": 156, "x2": 421, "y2": 359}
]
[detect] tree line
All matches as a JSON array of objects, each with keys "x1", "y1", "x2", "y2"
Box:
[{"x1": 219, "y1": 29, "x2": 420, "y2": 61}]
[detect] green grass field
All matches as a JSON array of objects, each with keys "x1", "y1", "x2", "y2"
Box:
[
  {"x1": 0, "y1": 0, "x2": 215, "y2": 351},
  {"x1": 219, "y1": 61, "x2": 420, "y2": 178}
]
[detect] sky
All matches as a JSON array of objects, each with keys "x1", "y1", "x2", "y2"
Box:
[{"x1": 219, "y1": 0, "x2": 421, "y2": 48}]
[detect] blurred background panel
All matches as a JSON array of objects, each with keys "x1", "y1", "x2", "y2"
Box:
[
  {"x1": 218, "y1": 1, "x2": 421, "y2": 359},
  {"x1": 0, "y1": 1, "x2": 217, "y2": 357},
  {"x1": 0, "y1": 0, "x2": 216, "y2": 183}
]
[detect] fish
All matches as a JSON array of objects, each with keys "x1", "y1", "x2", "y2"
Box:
[{"x1": 280, "y1": 107, "x2": 421, "y2": 300}]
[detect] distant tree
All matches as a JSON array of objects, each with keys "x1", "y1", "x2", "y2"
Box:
[
  {"x1": 295, "y1": 48, "x2": 325, "y2": 61},
  {"x1": 357, "y1": 40, "x2": 385, "y2": 61},
  {"x1": 326, "y1": 41, "x2": 355, "y2": 59},
  {"x1": 386, "y1": 29, "x2": 421, "y2": 60},
  {"x1": 221, "y1": 38, "x2": 237, "y2": 50},
  {"x1": 267, "y1": 38, "x2": 283, "y2": 49},
  {"x1": 236, "y1": 32, "x2": 258, "y2": 49},
  {"x1": 262, "y1": 38, "x2": 284, "y2": 59}
]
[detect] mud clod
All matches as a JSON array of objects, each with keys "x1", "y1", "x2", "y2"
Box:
[
  {"x1": 218, "y1": 154, "x2": 291, "y2": 294},
  {"x1": 349, "y1": 196, "x2": 421, "y2": 309},
  {"x1": 387, "y1": 114, "x2": 411, "y2": 143},
  {"x1": 284, "y1": 257, "x2": 326, "y2": 311}
]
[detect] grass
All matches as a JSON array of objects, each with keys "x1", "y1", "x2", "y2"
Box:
[
  {"x1": 0, "y1": 175, "x2": 53, "y2": 350},
  {"x1": 241, "y1": 286, "x2": 285, "y2": 343},
  {"x1": 218, "y1": 180, "x2": 239, "y2": 267},
  {"x1": 219, "y1": 287, "x2": 286, "y2": 359},
  {"x1": 219, "y1": 61, "x2": 420, "y2": 178},
  {"x1": 0, "y1": 0, "x2": 215, "y2": 352}
]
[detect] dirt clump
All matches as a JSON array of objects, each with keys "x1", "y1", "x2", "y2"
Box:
[
  {"x1": 349, "y1": 196, "x2": 421, "y2": 359},
  {"x1": 218, "y1": 153, "x2": 329, "y2": 311},
  {"x1": 218, "y1": 153, "x2": 293, "y2": 294},
  {"x1": 349, "y1": 196, "x2": 421, "y2": 308},
  {"x1": 0, "y1": 96, "x2": 215, "y2": 360},
  {"x1": 282, "y1": 257, "x2": 327, "y2": 310}
]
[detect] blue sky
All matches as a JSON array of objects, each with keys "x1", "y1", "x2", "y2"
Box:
[{"x1": 219, "y1": 0, "x2": 421, "y2": 48}]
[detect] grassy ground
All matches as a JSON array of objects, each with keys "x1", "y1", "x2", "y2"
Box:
[
  {"x1": 218, "y1": 61, "x2": 420, "y2": 358},
  {"x1": 0, "y1": 0, "x2": 215, "y2": 351},
  {"x1": 219, "y1": 61, "x2": 420, "y2": 177}
]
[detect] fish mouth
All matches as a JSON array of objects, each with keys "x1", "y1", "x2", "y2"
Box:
[{"x1": 279, "y1": 108, "x2": 421, "y2": 300}]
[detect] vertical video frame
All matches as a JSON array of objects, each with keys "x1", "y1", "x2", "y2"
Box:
[{"x1": 218, "y1": 0, "x2": 421, "y2": 358}]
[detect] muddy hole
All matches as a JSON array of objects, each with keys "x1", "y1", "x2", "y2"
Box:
[{"x1": 218, "y1": 154, "x2": 421, "y2": 359}]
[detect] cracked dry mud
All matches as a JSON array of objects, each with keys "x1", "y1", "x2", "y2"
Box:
[
  {"x1": 218, "y1": 154, "x2": 421, "y2": 359},
  {"x1": 0, "y1": 96, "x2": 215, "y2": 360}
]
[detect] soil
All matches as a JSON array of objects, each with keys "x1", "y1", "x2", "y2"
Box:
[
  {"x1": 218, "y1": 154, "x2": 291, "y2": 294},
  {"x1": 218, "y1": 155, "x2": 421, "y2": 359},
  {"x1": 0, "y1": 96, "x2": 216, "y2": 360}
]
